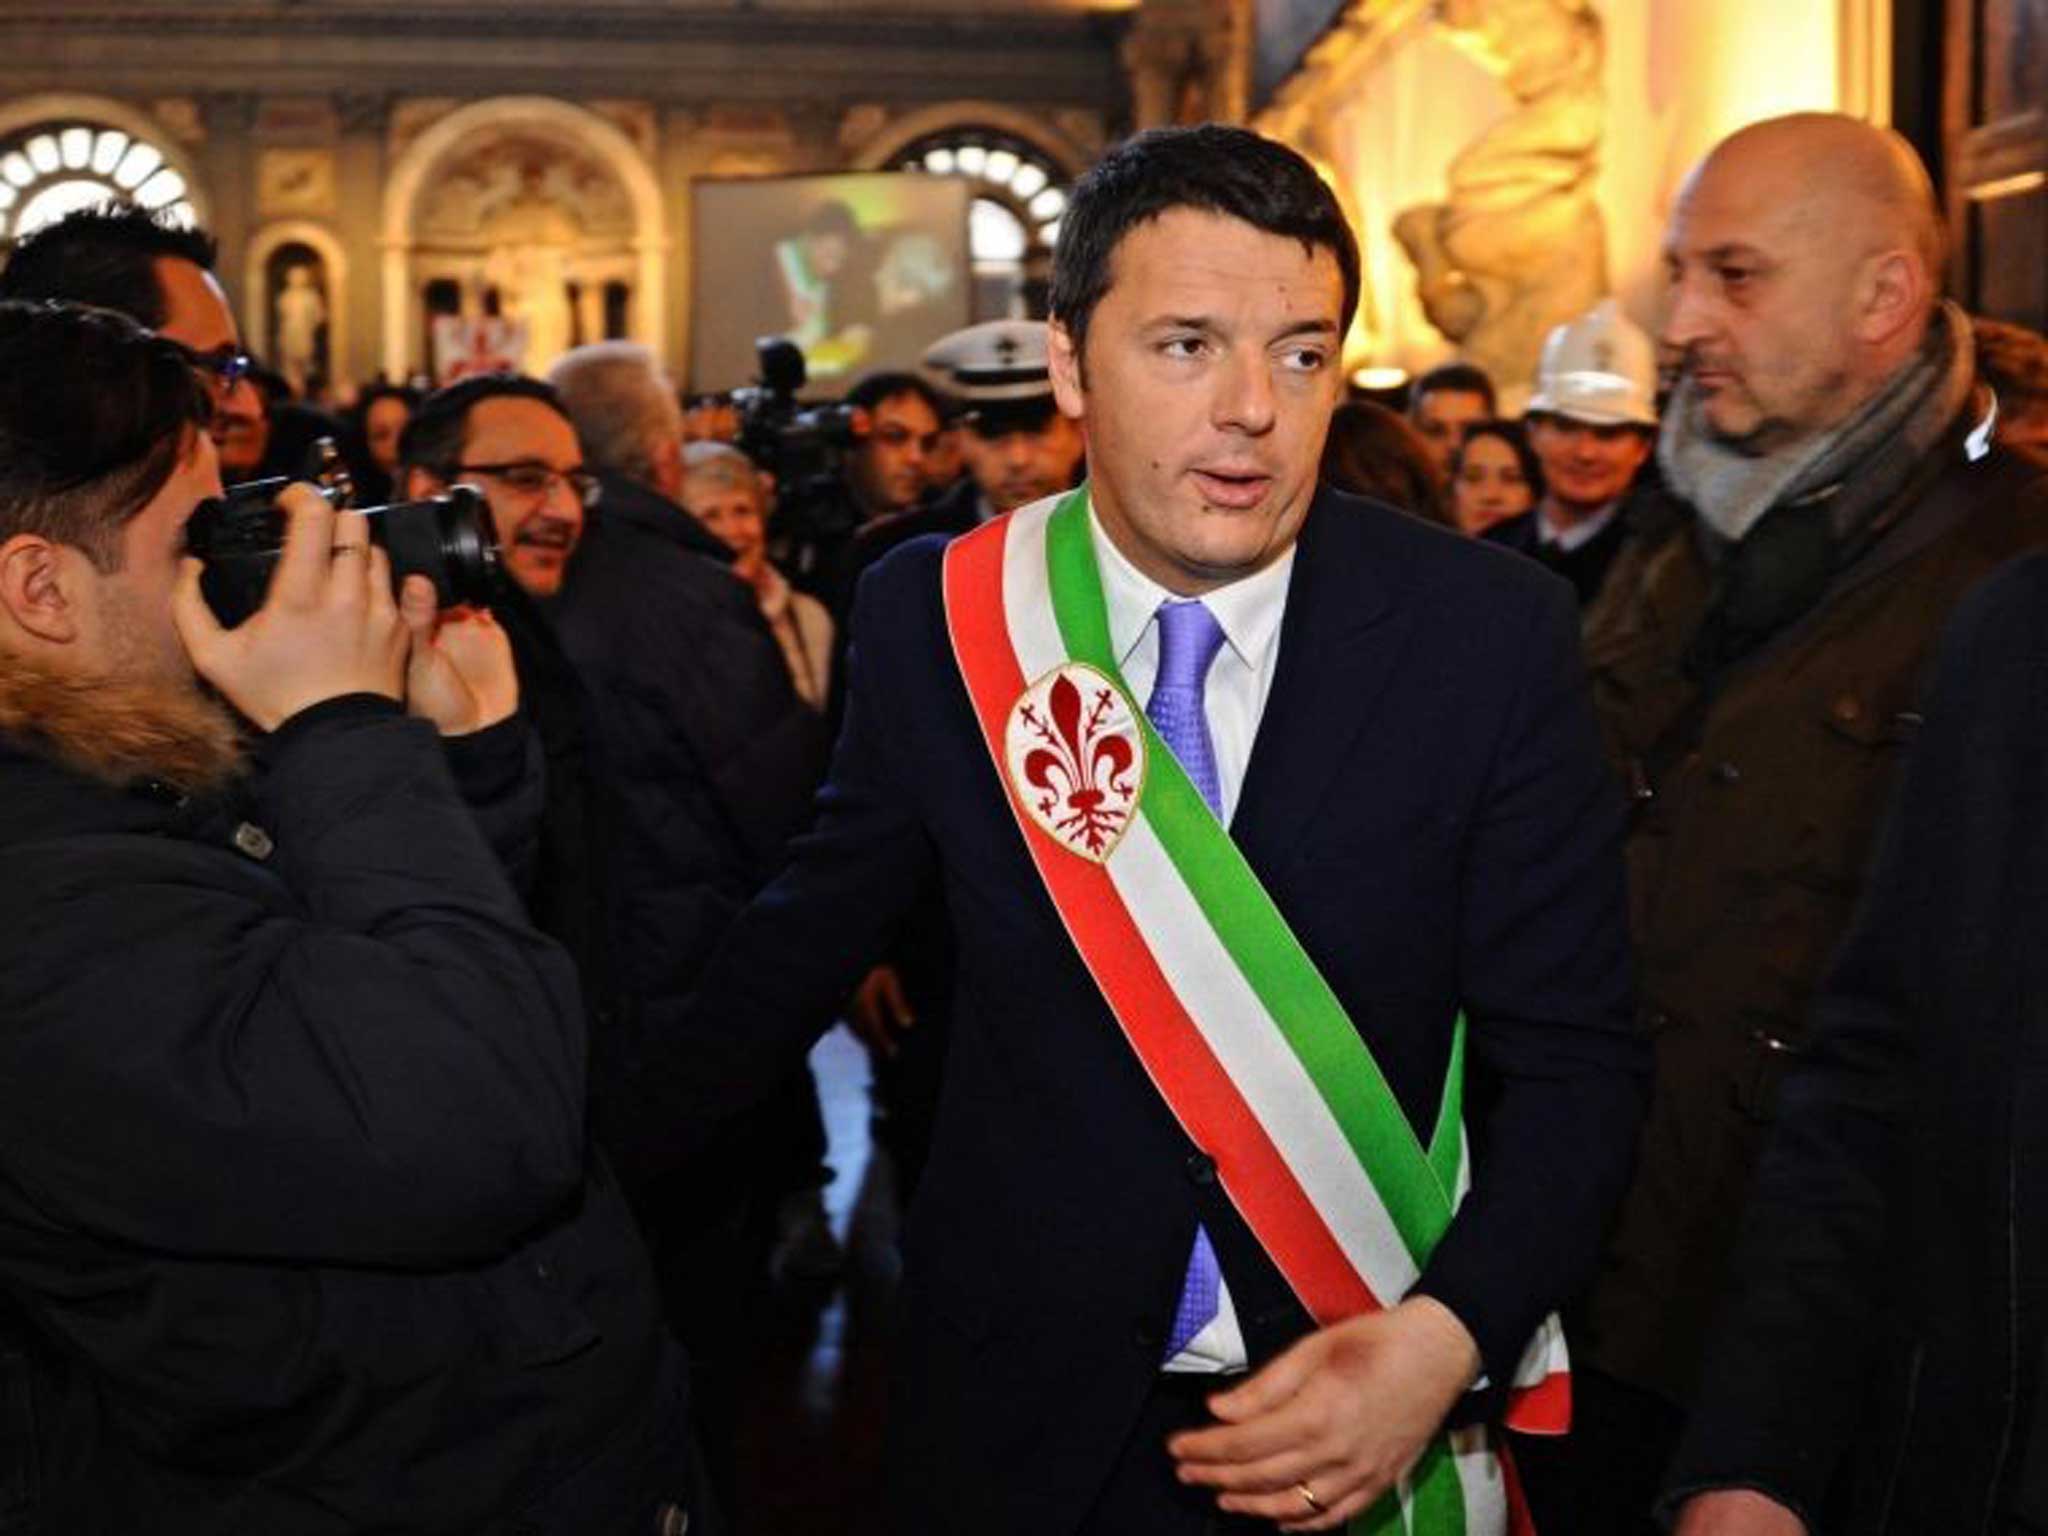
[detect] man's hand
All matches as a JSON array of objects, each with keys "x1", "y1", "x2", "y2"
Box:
[
  {"x1": 848, "y1": 965, "x2": 916, "y2": 1058},
  {"x1": 400, "y1": 585, "x2": 519, "y2": 736},
  {"x1": 1673, "y1": 1490, "x2": 1808, "y2": 1536},
  {"x1": 173, "y1": 484, "x2": 406, "y2": 732},
  {"x1": 1168, "y1": 1296, "x2": 1481, "y2": 1530}
]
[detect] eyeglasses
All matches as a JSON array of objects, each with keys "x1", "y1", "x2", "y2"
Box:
[
  {"x1": 452, "y1": 462, "x2": 603, "y2": 509},
  {"x1": 166, "y1": 340, "x2": 255, "y2": 389}
]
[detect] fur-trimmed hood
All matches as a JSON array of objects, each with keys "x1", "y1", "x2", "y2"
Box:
[{"x1": 0, "y1": 655, "x2": 244, "y2": 812}]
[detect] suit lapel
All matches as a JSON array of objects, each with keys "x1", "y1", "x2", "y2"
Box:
[{"x1": 1231, "y1": 492, "x2": 1406, "y2": 877}]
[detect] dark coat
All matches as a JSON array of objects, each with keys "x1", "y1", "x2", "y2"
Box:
[
  {"x1": 1575, "y1": 407, "x2": 2048, "y2": 1408},
  {"x1": 1482, "y1": 503, "x2": 1630, "y2": 608},
  {"x1": 552, "y1": 474, "x2": 825, "y2": 1018},
  {"x1": 618, "y1": 490, "x2": 1645, "y2": 1533},
  {"x1": 0, "y1": 699, "x2": 691, "y2": 1533},
  {"x1": 1664, "y1": 550, "x2": 2048, "y2": 1533}
]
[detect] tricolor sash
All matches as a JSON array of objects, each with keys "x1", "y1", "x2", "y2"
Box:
[{"x1": 941, "y1": 488, "x2": 1569, "y2": 1536}]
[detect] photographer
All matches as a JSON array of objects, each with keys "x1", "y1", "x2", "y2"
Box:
[
  {"x1": 0, "y1": 301, "x2": 697, "y2": 1532},
  {"x1": 770, "y1": 370, "x2": 945, "y2": 618}
]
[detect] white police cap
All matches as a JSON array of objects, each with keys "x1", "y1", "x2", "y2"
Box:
[{"x1": 922, "y1": 319, "x2": 1054, "y2": 405}]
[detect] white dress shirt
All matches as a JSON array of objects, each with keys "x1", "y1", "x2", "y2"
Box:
[
  {"x1": 1537, "y1": 497, "x2": 1621, "y2": 553},
  {"x1": 1089, "y1": 506, "x2": 1296, "y2": 1372}
]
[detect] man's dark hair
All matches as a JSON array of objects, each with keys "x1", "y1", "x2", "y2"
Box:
[
  {"x1": 0, "y1": 204, "x2": 219, "y2": 328},
  {"x1": 1410, "y1": 362, "x2": 1498, "y2": 418},
  {"x1": 846, "y1": 369, "x2": 944, "y2": 422},
  {"x1": 399, "y1": 372, "x2": 567, "y2": 476},
  {"x1": 0, "y1": 300, "x2": 211, "y2": 570},
  {"x1": 1049, "y1": 125, "x2": 1360, "y2": 362}
]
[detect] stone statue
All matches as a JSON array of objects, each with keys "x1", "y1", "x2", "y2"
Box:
[
  {"x1": 484, "y1": 242, "x2": 574, "y2": 373},
  {"x1": 273, "y1": 263, "x2": 328, "y2": 399},
  {"x1": 1394, "y1": 0, "x2": 1609, "y2": 408}
]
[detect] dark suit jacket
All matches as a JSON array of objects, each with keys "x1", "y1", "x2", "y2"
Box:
[
  {"x1": 636, "y1": 487, "x2": 1644, "y2": 1533},
  {"x1": 1482, "y1": 503, "x2": 1630, "y2": 609},
  {"x1": 1664, "y1": 550, "x2": 2048, "y2": 1533}
]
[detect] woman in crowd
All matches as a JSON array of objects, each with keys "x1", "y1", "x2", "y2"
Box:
[{"x1": 1447, "y1": 418, "x2": 1542, "y2": 537}]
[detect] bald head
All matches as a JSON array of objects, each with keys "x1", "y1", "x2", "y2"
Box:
[
  {"x1": 1693, "y1": 114, "x2": 1944, "y2": 284},
  {"x1": 1662, "y1": 113, "x2": 1948, "y2": 450}
]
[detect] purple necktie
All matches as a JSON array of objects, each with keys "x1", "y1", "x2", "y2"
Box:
[{"x1": 1146, "y1": 599, "x2": 1228, "y2": 1360}]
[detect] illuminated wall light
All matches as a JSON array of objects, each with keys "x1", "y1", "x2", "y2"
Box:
[
  {"x1": 1350, "y1": 365, "x2": 1411, "y2": 390},
  {"x1": 955, "y1": 145, "x2": 989, "y2": 178},
  {"x1": 166, "y1": 201, "x2": 196, "y2": 230},
  {"x1": 15, "y1": 180, "x2": 121, "y2": 238},
  {"x1": 1010, "y1": 163, "x2": 1048, "y2": 200},
  {"x1": 134, "y1": 168, "x2": 186, "y2": 210},
  {"x1": 971, "y1": 197, "x2": 1029, "y2": 262},
  {"x1": 90, "y1": 130, "x2": 128, "y2": 175},
  {"x1": 59, "y1": 128, "x2": 92, "y2": 170},
  {"x1": 1, "y1": 154, "x2": 32, "y2": 188},
  {"x1": 0, "y1": 184, "x2": 16, "y2": 212},
  {"x1": 1028, "y1": 187, "x2": 1066, "y2": 221},
  {"x1": 984, "y1": 149, "x2": 1020, "y2": 184},
  {"x1": 113, "y1": 141, "x2": 162, "y2": 190},
  {"x1": 1042, "y1": 217, "x2": 1062, "y2": 247},
  {"x1": 923, "y1": 148, "x2": 956, "y2": 175},
  {"x1": 25, "y1": 135, "x2": 59, "y2": 175},
  {"x1": 1968, "y1": 170, "x2": 2048, "y2": 200}
]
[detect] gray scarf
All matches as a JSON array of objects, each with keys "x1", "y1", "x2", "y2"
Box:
[{"x1": 1659, "y1": 300, "x2": 1977, "y2": 544}]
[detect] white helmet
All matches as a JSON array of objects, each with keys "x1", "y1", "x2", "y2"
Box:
[{"x1": 1527, "y1": 299, "x2": 1658, "y2": 427}]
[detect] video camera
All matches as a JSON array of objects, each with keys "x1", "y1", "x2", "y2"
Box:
[
  {"x1": 729, "y1": 337, "x2": 861, "y2": 488},
  {"x1": 186, "y1": 439, "x2": 501, "y2": 628}
]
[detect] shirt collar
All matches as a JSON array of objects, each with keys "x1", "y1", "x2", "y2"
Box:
[
  {"x1": 1088, "y1": 500, "x2": 1296, "y2": 678},
  {"x1": 1538, "y1": 497, "x2": 1621, "y2": 553}
]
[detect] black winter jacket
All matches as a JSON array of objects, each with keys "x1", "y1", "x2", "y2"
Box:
[
  {"x1": 550, "y1": 477, "x2": 824, "y2": 1182},
  {"x1": 0, "y1": 699, "x2": 691, "y2": 1533}
]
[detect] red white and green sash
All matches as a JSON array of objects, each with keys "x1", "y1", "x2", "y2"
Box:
[{"x1": 941, "y1": 487, "x2": 1569, "y2": 1536}]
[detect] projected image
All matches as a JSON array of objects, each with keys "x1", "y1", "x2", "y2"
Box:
[{"x1": 692, "y1": 172, "x2": 971, "y2": 391}]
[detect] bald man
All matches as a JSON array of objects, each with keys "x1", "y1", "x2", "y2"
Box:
[{"x1": 1517, "y1": 114, "x2": 2048, "y2": 1535}]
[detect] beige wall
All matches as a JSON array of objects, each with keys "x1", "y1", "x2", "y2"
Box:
[{"x1": 1264, "y1": 0, "x2": 1862, "y2": 391}]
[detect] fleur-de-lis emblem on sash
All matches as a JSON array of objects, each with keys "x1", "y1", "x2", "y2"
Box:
[{"x1": 1005, "y1": 663, "x2": 1145, "y2": 862}]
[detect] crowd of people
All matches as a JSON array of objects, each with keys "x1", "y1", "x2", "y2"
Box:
[{"x1": 0, "y1": 108, "x2": 2046, "y2": 1536}]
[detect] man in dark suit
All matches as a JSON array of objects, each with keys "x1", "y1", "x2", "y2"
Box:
[{"x1": 623, "y1": 124, "x2": 1643, "y2": 1534}]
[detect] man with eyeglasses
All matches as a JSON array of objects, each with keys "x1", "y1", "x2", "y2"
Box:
[
  {"x1": 397, "y1": 374, "x2": 611, "y2": 1015},
  {"x1": 0, "y1": 204, "x2": 269, "y2": 481}
]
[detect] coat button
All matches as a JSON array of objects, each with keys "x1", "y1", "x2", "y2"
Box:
[{"x1": 1185, "y1": 1152, "x2": 1217, "y2": 1186}]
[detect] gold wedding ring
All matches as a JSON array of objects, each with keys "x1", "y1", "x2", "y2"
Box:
[{"x1": 1295, "y1": 1481, "x2": 1325, "y2": 1514}]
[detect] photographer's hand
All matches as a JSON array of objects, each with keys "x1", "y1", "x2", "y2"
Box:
[
  {"x1": 399, "y1": 581, "x2": 520, "y2": 736},
  {"x1": 173, "y1": 483, "x2": 407, "y2": 731}
]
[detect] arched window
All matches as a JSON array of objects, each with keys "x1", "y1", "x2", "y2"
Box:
[
  {"x1": 0, "y1": 121, "x2": 197, "y2": 241},
  {"x1": 892, "y1": 129, "x2": 1071, "y2": 320}
]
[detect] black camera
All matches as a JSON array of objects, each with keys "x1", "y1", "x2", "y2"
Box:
[
  {"x1": 731, "y1": 337, "x2": 861, "y2": 489},
  {"x1": 185, "y1": 477, "x2": 502, "y2": 629}
]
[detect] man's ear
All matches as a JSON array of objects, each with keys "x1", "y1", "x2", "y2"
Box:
[
  {"x1": 0, "y1": 533, "x2": 83, "y2": 646},
  {"x1": 650, "y1": 433, "x2": 685, "y2": 501},
  {"x1": 1856, "y1": 248, "x2": 1930, "y2": 348},
  {"x1": 1047, "y1": 317, "x2": 1087, "y2": 422}
]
